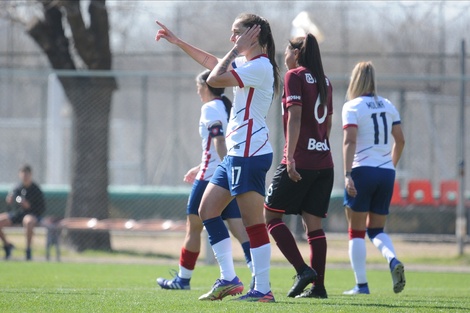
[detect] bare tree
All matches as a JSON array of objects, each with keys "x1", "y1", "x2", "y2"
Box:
[{"x1": 5, "y1": 0, "x2": 117, "y2": 251}]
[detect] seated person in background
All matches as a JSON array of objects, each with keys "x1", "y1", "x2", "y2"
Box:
[{"x1": 0, "y1": 164, "x2": 46, "y2": 260}]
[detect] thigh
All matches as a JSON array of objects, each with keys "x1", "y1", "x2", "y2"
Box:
[
  {"x1": 368, "y1": 212, "x2": 387, "y2": 229},
  {"x1": 186, "y1": 213, "x2": 204, "y2": 233},
  {"x1": 199, "y1": 183, "x2": 233, "y2": 220},
  {"x1": 301, "y1": 212, "x2": 323, "y2": 232},
  {"x1": 23, "y1": 214, "x2": 38, "y2": 226},
  {"x1": 302, "y1": 168, "x2": 334, "y2": 218},
  {"x1": 265, "y1": 164, "x2": 303, "y2": 214},
  {"x1": 187, "y1": 179, "x2": 209, "y2": 215},
  {"x1": 0, "y1": 212, "x2": 13, "y2": 227},
  {"x1": 221, "y1": 198, "x2": 242, "y2": 219},
  {"x1": 236, "y1": 191, "x2": 265, "y2": 227},
  {"x1": 344, "y1": 206, "x2": 368, "y2": 230}
]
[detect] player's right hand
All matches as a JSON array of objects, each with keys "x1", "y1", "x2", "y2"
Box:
[
  {"x1": 155, "y1": 21, "x2": 179, "y2": 44},
  {"x1": 183, "y1": 166, "x2": 199, "y2": 184}
]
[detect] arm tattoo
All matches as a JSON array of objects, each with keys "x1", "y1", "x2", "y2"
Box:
[
  {"x1": 215, "y1": 48, "x2": 239, "y2": 76},
  {"x1": 202, "y1": 55, "x2": 209, "y2": 66}
]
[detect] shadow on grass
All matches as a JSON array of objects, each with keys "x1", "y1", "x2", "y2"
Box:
[{"x1": 78, "y1": 248, "x2": 176, "y2": 260}]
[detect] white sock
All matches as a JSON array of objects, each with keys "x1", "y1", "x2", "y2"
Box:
[
  {"x1": 247, "y1": 260, "x2": 254, "y2": 275},
  {"x1": 371, "y1": 232, "x2": 397, "y2": 264},
  {"x1": 178, "y1": 265, "x2": 193, "y2": 280},
  {"x1": 349, "y1": 238, "x2": 367, "y2": 284},
  {"x1": 212, "y1": 238, "x2": 236, "y2": 281},
  {"x1": 251, "y1": 243, "x2": 271, "y2": 294}
]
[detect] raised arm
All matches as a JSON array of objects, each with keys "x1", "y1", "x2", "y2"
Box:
[
  {"x1": 155, "y1": 21, "x2": 219, "y2": 69},
  {"x1": 207, "y1": 25, "x2": 261, "y2": 88}
]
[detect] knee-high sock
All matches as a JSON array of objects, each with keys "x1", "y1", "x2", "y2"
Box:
[
  {"x1": 267, "y1": 218, "x2": 306, "y2": 273},
  {"x1": 247, "y1": 223, "x2": 271, "y2": 294},
  {"x1": 368, "y1": 228, "x2": 397, "y2": 264},
  {"x1": 203, "y1": 216, "x2": 235, "y2": 281},
  {"x1": 348, "y1": 229, "x2": 367, "y2": 284},
  {"x1": 308, "y1": 229, "x2": 327, "y2": 287},
  {"x1": 241, "y1": 241, "x2": 253, "y2": 273},
  {"x1": 178, "y1": 247, "x2": 199, "y2": 279}
]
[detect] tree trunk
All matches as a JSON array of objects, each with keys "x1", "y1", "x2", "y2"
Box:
[
  {"x1": 27, "y1": 0, "x2": 116, "y2": 251},
  {"x1": 64, "y1": 78, "x2": 113, "y2": 251}
]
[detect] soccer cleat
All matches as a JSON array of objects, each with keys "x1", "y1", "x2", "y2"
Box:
[
  {"x1": 234, "y1": 289, "x2": 275, "y2": 302},
  {"x1": 296, "y1": 285, "x2": 328, "y2": 299},
  {"x1": 25, "y1": 248, "x2": 32, "y2": 261},
  {"x1": 198, "y1": 276, "x2": 244, "y2": 301},
  {"x1": 286, "y1": 266, "x2": 317, "y2": 297},
  {"x1": 157, "y1": 274, "x2": 190, "y2": 290},
  {"x1": 343, "y1": 284, "x2": 370, "y2": 295},
  {"x1": 391, "y1": 261, "x2": 406, "y2": 293},
  {"x1": 3, "y1": 243, "x2": 14, "y2": 260}
]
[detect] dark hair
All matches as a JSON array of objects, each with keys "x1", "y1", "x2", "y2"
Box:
[
  {"x1": 236, "y1": 13, "x2": 280, "y2": 96},
  {"x1": 20, "y1": 164, "x2": 32, "y2": 173},
  {"x1": 289, "y1": 33, "x2": 328, "y2": 105},
  {"x1": 196, "y1": 70, "x2": 232, "y2": 120}
]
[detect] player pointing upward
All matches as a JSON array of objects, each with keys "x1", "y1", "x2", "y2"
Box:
[{"x1": 156, "y1": 13, "x2": 280, "y2": 302}]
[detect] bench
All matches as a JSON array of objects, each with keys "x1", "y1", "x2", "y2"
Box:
[{"x1": 41, "y1": 217, "x2": 188, "y2": 261}]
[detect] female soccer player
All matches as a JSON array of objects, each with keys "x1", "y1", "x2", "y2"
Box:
[
  {"x1": 264, "y1": 34, "x2": 333, "y2": 299},
  {"x1": 342, "y1": 61, "x2": 406, "y2": 295},
  {"x1": 156, "y1": 70, "x2": 253, "y2": 291},
  {"x1": 156, "y1": 13, "x2": 280, "y2": 302}
]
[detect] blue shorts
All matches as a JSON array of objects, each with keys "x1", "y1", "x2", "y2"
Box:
[
  {"x1": 211, "y1": 153, "x2": 273, "y2": 197},
  {"x1": 343, "y1": 166, "x2": 395, "y2": 214},
  {"x1": 187, "y1": 179, "x2": 241, "y2": 219}
]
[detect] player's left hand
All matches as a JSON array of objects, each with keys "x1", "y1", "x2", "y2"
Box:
[
  {"x1": 287, "y1": 163, "x2": 302, "y2": 183},
  {"x1": 234, "y1": 25, "x2": 260, "y2": 54}
]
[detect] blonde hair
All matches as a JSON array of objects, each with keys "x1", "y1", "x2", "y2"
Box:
[{"x1": 346, "y1": 61, "x2": 376, "y2": 101}]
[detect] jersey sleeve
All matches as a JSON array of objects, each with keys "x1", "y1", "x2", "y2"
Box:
[
  {"x1": 386, "y1": 98, "x2": 401, "y2": 125},
  {"x1": 342, "y1": 100, "x2": 358, "y2": 128},
  {"x1": 284, "y1": 70, "x2": 303, "y2": 108},
  {"x1": 231, "y1": 58, "x2": 266, "y2": 89},
  {"x1": 201, "y1": 104, "x2": 223, "y2": 130}
]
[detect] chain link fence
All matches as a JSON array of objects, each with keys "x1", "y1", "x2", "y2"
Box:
[{"x1": 0, "y1": 57, "x2": 469, "y2": 255}]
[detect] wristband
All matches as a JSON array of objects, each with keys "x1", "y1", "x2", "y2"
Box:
[{"x1": 345, "y1": 171, "x2": 352, "y2": 177}]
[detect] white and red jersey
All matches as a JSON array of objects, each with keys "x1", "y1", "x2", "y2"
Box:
[
  {"x1": 196, "y1": 98, "x2": 228, "y2": 181},
  {"x1": 228, "y1": 54, "x2": 274, "y2": 157},
  {"x1": 281, "y1": 66, "x2": 334, "y2": 170},
  {"x1": 342, "y1": 95, "x2": 401, "y2": 170}
]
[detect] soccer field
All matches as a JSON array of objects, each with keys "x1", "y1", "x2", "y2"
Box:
[{"x1": 0, "y1": 262, "x2": 469, "y2": 313}]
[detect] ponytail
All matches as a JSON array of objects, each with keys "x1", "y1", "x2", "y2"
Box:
[
  {"x1": 298, "y1": 33, "x2": 328, "y2": 106},
  {"x1": 220, "y1": 95, "x2": 232, "y2": 120},
  {"x1": 236, "y1": 13, "x2": 280, "y2": 97}
]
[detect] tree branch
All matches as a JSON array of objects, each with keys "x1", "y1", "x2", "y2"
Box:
[
  {"x1": 26, "y1": 4, "x2": 76, "y2": 70},
  {"x1": 60, "y1": 0, "x2": 97, "y2": 68},
  {"x1": 89, "y1": 0, "x2": 112, "y2": 69}
]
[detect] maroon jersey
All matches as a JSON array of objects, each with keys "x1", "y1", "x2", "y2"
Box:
[{"x1": 281, "y1": 66, "x2": 334, "y2": 170}]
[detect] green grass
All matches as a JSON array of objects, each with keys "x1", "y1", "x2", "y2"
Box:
[{"x1": 0, "y1": 262, "x2": 469, "y2": 313}]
